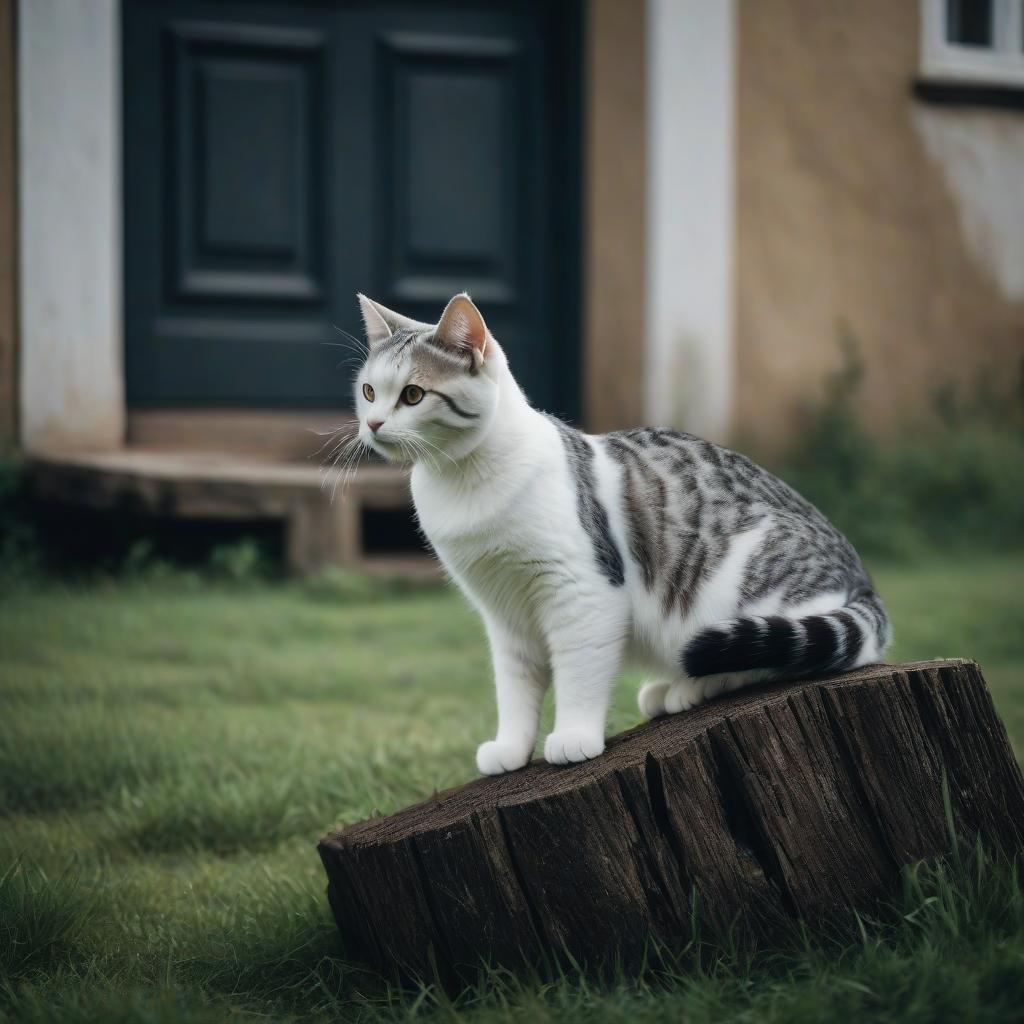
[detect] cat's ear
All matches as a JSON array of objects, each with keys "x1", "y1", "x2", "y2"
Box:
[
  {"x1": 357, "y1": 294, "x2": 433, "y2": 348},
  {"x1": 435, "y1": 293, "x2": 488, "y2": 367},
  {"x1": 358, "y1": 294, "x2": 392, "y2": 347}
]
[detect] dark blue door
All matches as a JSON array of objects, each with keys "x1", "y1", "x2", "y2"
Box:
[{"x1": 123, "y1": 0, "x2": 581, "y2": 415}]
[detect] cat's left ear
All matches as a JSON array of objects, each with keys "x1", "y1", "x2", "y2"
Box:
[{"x1": 436, "y1": 293, "x2": 488, "y2": 368}]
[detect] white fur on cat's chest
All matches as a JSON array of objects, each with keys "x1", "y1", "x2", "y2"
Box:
[
  {"x1": 426, "y1": 524, "x2": 557, "y2": 643},
  {"x1": 411, "y1": 446, "x2": 580, "y2": 641}
]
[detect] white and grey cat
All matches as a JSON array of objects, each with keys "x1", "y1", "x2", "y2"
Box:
[{"x1": 352, "y1": 293, "x2": 891, "y2": 775}]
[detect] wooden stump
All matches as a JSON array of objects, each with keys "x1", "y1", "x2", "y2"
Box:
[{"x1": 318, "y1": 659, "x2": 1024, "y2": 983}]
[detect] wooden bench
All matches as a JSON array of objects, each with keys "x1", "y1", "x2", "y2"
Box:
[{"x1": 27, "y1": 449, "x2": 436, "y2": 577}]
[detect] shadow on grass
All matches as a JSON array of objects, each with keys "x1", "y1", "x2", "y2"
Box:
[{"x1": 0, "y1": 859, "x2": 373, "y2": 1022}]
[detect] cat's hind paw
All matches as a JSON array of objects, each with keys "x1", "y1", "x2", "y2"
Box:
[
  {"x1": 654, "y1": 673, "x2": 756, "y2": 717},
  {"x1": 640, "y1": 676, "x2": 708, "y2": 717},
  {"x1": 663, "y1": 677, "x2": 708, "y2": 714},
  {"x1": 476, "y1": 739, "x2": 532, "y2": 776},
  {"x1": 543, "y1": 729, "x2": 605, "y2": 766},
  {"x1": 638, "y1": 679, "x2": 671, "y2": 718}
]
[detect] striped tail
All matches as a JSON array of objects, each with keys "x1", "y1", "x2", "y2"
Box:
[{"x1": 681, "y1": 591, "x2": 890, "y2": 680}]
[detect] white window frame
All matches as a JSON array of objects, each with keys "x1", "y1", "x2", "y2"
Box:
[{"x1": 921, "y1": 0, "x2": 1024, "y2": 87}]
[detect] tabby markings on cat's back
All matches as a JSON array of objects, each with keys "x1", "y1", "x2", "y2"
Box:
[{"x1": 547, "y1": 415, "x2": 624, "y2": 587}]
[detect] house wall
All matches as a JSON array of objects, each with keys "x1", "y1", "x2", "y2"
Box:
[
  {"x1": 583, "y1": 0, "x2": 646, "y2": 432},
  {"x1": 735, "y1": 0, "x2": 1024, "y2": 451},
  {"x1": 0, "y1": 0, "x2": 16, "y2": 452}
]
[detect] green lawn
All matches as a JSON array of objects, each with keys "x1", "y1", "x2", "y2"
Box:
[{"x1": 1, "y1": 555, "x2": 1023, "y2": 1022}]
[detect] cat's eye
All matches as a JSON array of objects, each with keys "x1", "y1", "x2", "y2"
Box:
[
  {"x1": 362, "y1": 382, "x2": 375, "y2": 402},
  {"x1": 401, "y1": 384, "x2": 424, "y2": 405}
]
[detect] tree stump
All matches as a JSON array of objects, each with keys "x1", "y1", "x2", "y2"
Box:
[{"x1": 318, "y1": 659, "x2": 1024, "y2": 983}]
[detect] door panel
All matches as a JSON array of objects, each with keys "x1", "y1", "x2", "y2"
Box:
[
  {"x1": 169, "y1": 22, "x2": 326, "y2": 303},
  {"x1": 123, "y1": 0, "x2": 581, "y2": 414},
  {"x1": 380, "y1": 32, "x2": 521, "y2": 306}
]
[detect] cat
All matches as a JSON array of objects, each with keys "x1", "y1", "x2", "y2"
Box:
[{"x1": 352, "y1": 292, "x2": 891, "y2": 775}]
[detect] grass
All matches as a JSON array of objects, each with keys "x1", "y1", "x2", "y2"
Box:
[{"x1": 0, "y1": 554, "x2": 1023, "y2": 1021}]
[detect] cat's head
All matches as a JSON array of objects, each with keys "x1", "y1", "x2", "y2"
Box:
[{"x1": 354, "y1": 293, "x2": 504, "y2": 465}]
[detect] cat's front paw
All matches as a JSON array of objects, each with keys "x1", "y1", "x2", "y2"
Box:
[
  {"x1": 476, "y1": 739, "x2": 532, "y2": 776},
  {"x1": 543, "y1": 729, "x2": 605, "y2": 766}
]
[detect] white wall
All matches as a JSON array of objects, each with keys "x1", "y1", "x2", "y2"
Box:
[
  {"x1": 645, "y1": 0, "x2": 736, "y2": 441},
  {"x1": 18, "y1": 0, "x2": 124, "y2": 452}
]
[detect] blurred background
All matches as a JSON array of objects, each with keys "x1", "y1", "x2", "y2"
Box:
[
  {"x1": 0, "y1": 0, "x2": 1022, "y2": 575},
  {"x1": 1, "y1": 2, "x2": 1024, "y2": 1019}
]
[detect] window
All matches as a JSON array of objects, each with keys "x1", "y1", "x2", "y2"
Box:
[
  {"x1": 946, "y1": 0, "x2": 994, "y2": 46},
  {"x1": 921, "y1": 0, "x2": 1024, "y2": 86}
]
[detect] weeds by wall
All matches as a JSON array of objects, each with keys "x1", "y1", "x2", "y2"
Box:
[{"x1": 773, "y1": 336, "x2": 1024, "y2": 560}]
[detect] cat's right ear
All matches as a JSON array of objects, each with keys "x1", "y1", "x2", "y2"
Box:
[{"x1": 358, "y1": 294, "x2": 392, "y2": 348}]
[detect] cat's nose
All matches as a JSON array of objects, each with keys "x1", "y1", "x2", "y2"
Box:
[{"x1": 368, "y1": 419, "x2": 384, "y2": 434}]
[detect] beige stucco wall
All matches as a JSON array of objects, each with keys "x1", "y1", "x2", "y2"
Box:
[
  {"x1": 583, "y1": 0, "x2": 646, "y2": 432},
  {"x1": 735, "y1": 0, "x2": 1024, "y2": 450}
]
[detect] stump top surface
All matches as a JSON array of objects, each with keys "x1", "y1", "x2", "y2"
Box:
[{"x1": 320, "y1": 659, "x2": 974, "y2": 851}]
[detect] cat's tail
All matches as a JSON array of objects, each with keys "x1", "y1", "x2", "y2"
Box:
[{"x1": 681, "y1": 591, "x2": 891, "y2": 680}]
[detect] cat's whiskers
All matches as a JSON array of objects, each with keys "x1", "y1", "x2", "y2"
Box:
[
  {"x1": 326, "y1": 437, "x2": 358, "y2": 480},
  {"x1": 320, "y1": 432, "x2": 367, "y2": 502},
  {"x1": 330, "y1": 449, "x2": 364, "y2": 503},
  {"x1": 308, "y1": 421, "x2": 357, "y2": 460},
  {"x1": 322, "y1": 326, "x2": 370, "y2": 373},
  {"x1": 409, "y1": 432, "x2": 459, "y2": 471},
  {"x1": 334, "y1": 446, "x2": 366, "y2": 501},
  {"x1": 388, "y1": 428, "x2": 420, "y2": 463},
  {"x1": 407, "y1": 437, "x2": 436, "y2": 472},
  {"x1": 317, "y1": 433, "x2": 357, "y2": 480},
  {"x1": 410, "y1": 432, "x2": 466, "y2": 481},
  {"x1": 390, "y1": 431, "x2": 420, "y2": 470},
  {"x1": 330, "y1": 324, "x2": 368, "y2": 355},
  {"x1": 391, "y1": 428, "x2": 448, "y2": 475}
]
